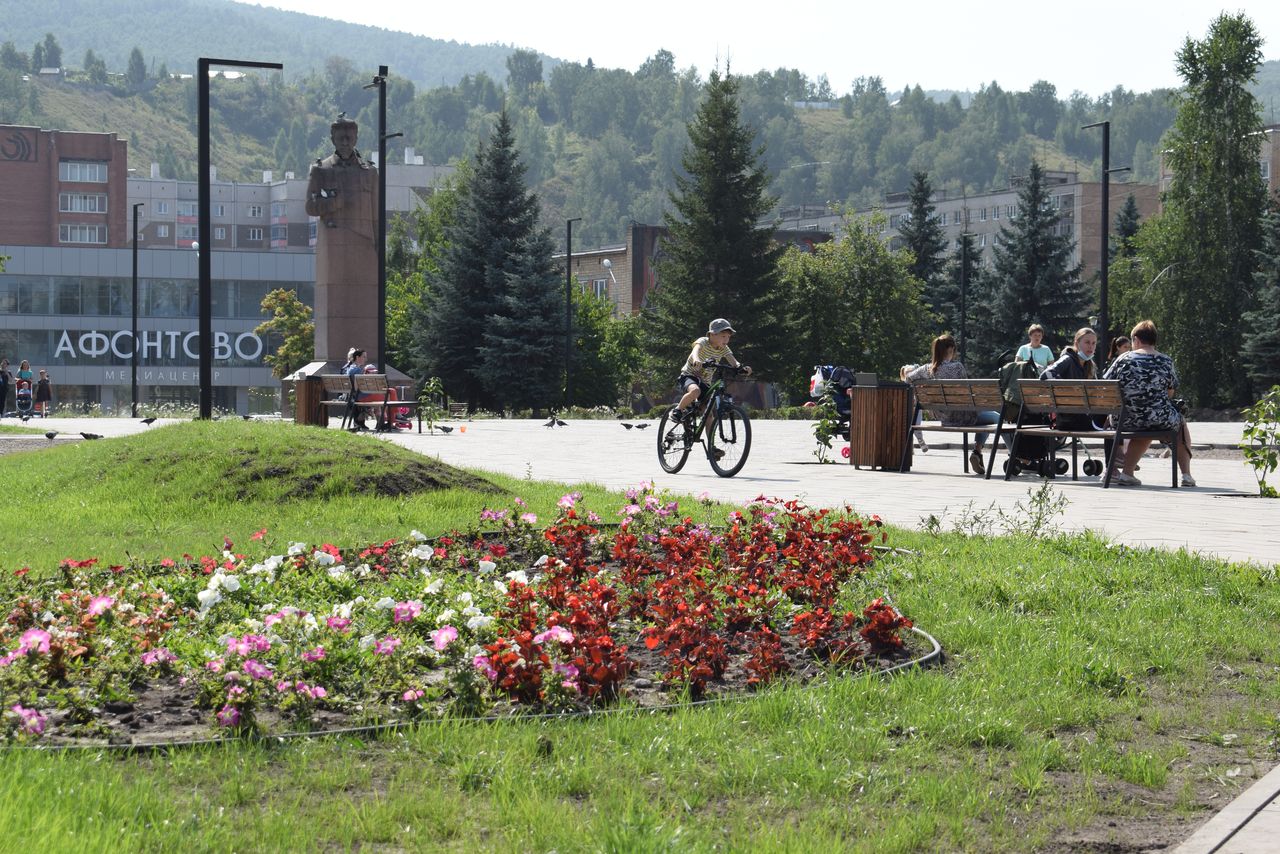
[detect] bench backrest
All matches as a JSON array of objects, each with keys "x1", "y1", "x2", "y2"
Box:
[
  {"x1": 1016, "y1": 379, "x2": 1123, "y2": 416},
  {"x1": 911, "y1": 378, "x2": 1003, "y2": 414},
  {"x1": 321, "y1": 375, "x2": 351, "y2": 395},
  {"x1": 352, "y1": 374, "x2": 388, "y2": 394},
  {"x1": 320, "y1": 374, "x2": 388, "y2": 395}
]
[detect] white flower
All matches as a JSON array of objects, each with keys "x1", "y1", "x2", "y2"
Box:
[
  {"x1": 116, "y1": 602, "x2": 136, "y2": 614},
  {"x1": 242, "y1": 618, "x2": 264, "y2": 632},
  {"x1": 197, "y1": 588, "x2": 223, "y2": 611},
  {"x1": 302, "y1": 613, "x2": 318, "y2": 632},
  {"x1": 504, "y1": 569, "x2": 529, "y2": 586},
  {"x1": 455, "y1": 591, "x2": 473, "y2": 606},
  {"x1": 494, "y1": 580, "x2": 508, "y2": 594},
  {"x1": 313, "y1": 551, "x2": 337, "y2": 566},
  {"x1": 410, "y1": 529, "x2": 428, "y2": 542},
  {"x1": 287, "y1": 542, "x2": 306, "y2": 556},
  {"x1": 410, "y1": 545, "x2": 434, "y2": 560},
  {"x1": 100, "y1": 637, "x2": 116, "y2": 649},
  {"x1": 264, "y1": 554, "x2": 285, "y2": 571},
  {"x1": 373, "y1": 597, "x2": 396, "y2": 611},
  {"x1": 436, "y1": 609, "x2": 456, "y2": 625},
  {"x1": 424, "y1": 578, "x2": 444, "y2": 595},
  {"x1": 358, "y1": 633, "x2": 376, "y2": 650},
  {"x1": 327, "y1": 565, "x2": 347, "y2": 579},
  {"x1": 478, "y1": 560, "x2": 497, "y2": 575},
  {"x1": 533, "y1": 555, "x2": 550, "y2": 567},
  {"x1": 462, "y1": 606, "x2": 481, "y2": 618},
  {"x1": 353, "y1": 564, "x2": 371, "y2": 578},
  {"x1": 220, "y1": 574, "x2": 241, "y2": 593},
  {"x1": 467, "y1": 615, "x2": 494, "y2": 632},
  {"x1": 331, "y1": 602, "x2": 353, "y2": 619}
]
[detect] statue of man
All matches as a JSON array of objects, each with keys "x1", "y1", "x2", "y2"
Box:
[{"x1": 306, "y1": 115, "x2": 379, "y2": 362}]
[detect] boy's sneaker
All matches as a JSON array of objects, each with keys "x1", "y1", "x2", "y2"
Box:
[
  {"x1": 713, "y1": 449, "x2": 725, "y2": 461},
  {"x1": 915, "y1": 436, "x2": 929, "y2": 453},
  {"x1": 670, "y1": 406, "x2": 686, "y2": 423}
]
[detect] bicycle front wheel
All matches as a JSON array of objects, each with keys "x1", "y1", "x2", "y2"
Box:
[
  {"x1": 657, "y1": 408, "x2": 693, "y2": 473},
  {"x1": 708, "y1": 404, "x2": 751, "y2": 477}
]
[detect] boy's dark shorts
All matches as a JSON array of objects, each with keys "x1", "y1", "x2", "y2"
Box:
[{"x1": 676, "y1": 374, "x2": 707, "y2": 395}]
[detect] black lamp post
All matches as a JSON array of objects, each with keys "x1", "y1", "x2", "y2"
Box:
[
  {"x1": 363, "y1": 65, "x2": 401, "y2": 372},
  {"x1": 1082, "y1": 120, "x2": 1131, "y2": 357},
  {"x1": 565, "y1": 217, "x2": 581, "y2": 408},
  {"x1": 131, "y1": 202, "x2": 143, "y2": 417},
  {"x1": 198, "y1": 57, "x2": 283, "y2": 419}
]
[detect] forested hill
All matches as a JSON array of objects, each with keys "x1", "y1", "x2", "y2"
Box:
[
  {"x1": 2, "y1": 6, "x2": 1279, "y2": 251},
  {"x1": 0, "y1": 0, "x2": 532, "y2": 88}
]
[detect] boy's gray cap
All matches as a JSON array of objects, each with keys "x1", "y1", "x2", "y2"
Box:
[{"x1": 708, "y1": 318, "x2": 736, "y2": 334}]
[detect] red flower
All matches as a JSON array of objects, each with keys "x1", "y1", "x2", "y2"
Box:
[{"x1": 250, "y1": 528, "x2": 267, "y2": 541}]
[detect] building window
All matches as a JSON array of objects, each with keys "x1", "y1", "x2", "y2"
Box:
[
  {"x1": 992, "y1": 205, "x2": 1000, "y2": 220},
  {"x1": 59, "y1": 192, "x2": 108, "y2": 213},
  {"x1": 156, "y1": 224, "x2": 169, "y2": 238},
  {"x1": 214, "y1": 226, "x2": 226, "y2": 240},
  {"x1": 58, "y1": 160, "x2": 108, "y2": 182},
  {"x1": 58, "y1": 224, "x2": 108, "y2": 244},
  {"x1": 952, "y1": 210, "x2": 962, "y2": 225},
  {"x1": 177, "y1": 224, "x2": 198, "y2": 241},
  {"x1": 156, "y1": 201, "x2": 169, "y2": 215},
  {"x1": 1006, "y1": 205, "x2": 1016, "y2": 219},
  {"x1": 270, "y1": 224, "x2": 287, "y2": 241},
  {"x1": 177, "y1": 202, "x2": 196, "y2": 217},
  {"x1": 593, "y1": 278, "x2": 608, "y2": 299},
  {"x1": 213, "y1": 204, "x2": 226, "y2": 217},
  {"x1": 248, "y1": 204, "x2": 263, "y2": 218},
  {"x1": 248, "y1": 227, "x2": 263, "y2": 242},
  {"x1": 889, "y1": 214, "x2": 902, "y2": 229},
  {"x1": 271, "y1": 202, "x2": 286, "y2": 218},
  {"x1": 1261, "y1": 160, "x2": 1271, "y2": 182},
  {"x1": 979, "y1": 207, "x2": 987, "y2": 221},
  {"x1": 978, "y1": 233, "x2": 987, "y2": 248}
]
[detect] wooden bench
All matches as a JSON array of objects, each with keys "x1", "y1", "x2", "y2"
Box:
[
  {"x1": 899, "y1": 379, "x2": 1009, "y2": 477},
  {"x1": 319, "y1": 374, "x2": 425, "y2": 433},
  {"x1": 1009, "y1": 379, "x2": 1179, "y2": 488}
]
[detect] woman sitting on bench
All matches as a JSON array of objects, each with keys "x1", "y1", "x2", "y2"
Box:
[
  {"x1": 904, "y1": 334, "x2": 1000, "y2": 475},
  {"x1": 1102, "y1": 320, "x2": 1196, "y2": 487}
]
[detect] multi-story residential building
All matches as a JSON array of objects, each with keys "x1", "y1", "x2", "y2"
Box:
[
  {"x1": 1, "y1": 124, "x2": 452, "y2": 414},
  {"x1": 774, "y1": 171, "x2": 1160, "y2": 285}
]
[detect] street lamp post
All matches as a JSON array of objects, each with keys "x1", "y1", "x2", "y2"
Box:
[
  {"x1": 131, "y1": 202, "x2": 143, "y2": 417},
  {"x1": 1082, "y1": 121, "x2": 1131, "y2": 358},
  {"x1": 363, "y1": 65, "x2": 402, "y2": 372},
  {"x1": 198, "y1": 57, "x2": 283, "y2": 420},
  {"x1": 565, "y1": 218, "x2": 581, "y2": 409}
]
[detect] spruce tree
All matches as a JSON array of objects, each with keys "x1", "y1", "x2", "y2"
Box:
[
  {"x1": 935, "y1": 232, "x2": 980, "y2": 357},
  {"x1": 127, "y1": 47, "x2": 147, "y2": 90},
  {"x1": 423, "y1": 112, "x2": 560, "y2": 412},
  {"x1": 897, "y1": 171, "x2": 949, "y2": 329},
  {"x1": 641, "y1": 69, "x2": 784, "y2": 379},
  {"x1": 972, "y1": 161, "x2": 1085, "y2": 370},
  {"x1": 1242, "y1": 206, "x2": 1280, "y2": 392},
  {"x1": 1110, "y1": 193, "x2": 1141, "y2": 261}
]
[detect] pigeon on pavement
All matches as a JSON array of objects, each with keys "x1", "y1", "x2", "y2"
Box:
[
  {"x1": 621, "y1": 423, "x2": 634, "y2": 429},
  {"x1": 634, "y1": 423, "x2": 650, "y2": 430},
  {"x1": 79, "y1": 432, "x2": 103, "y2": 440},
  {"x1": 438, "y1": 425, "x2": 454, "y2": 434},
  {"x1": 44, "y1": 431, "x2": 58, "y2": 441},
  {"x1": 140, "y1": 417, "x2": 157, "y2": 425}
]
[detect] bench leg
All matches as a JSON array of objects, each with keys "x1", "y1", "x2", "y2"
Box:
[
  {"x1": 984, "y1": 419, "x2": 1003, "y2": 480},
  {"x1": 1171, "y1": 429, "x2": 1178, "y2": 488},
  {"x1": 1103, "y1": 428, "x2": 1123, "y2": 488}
]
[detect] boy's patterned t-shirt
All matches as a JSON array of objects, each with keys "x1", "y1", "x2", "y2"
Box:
[{"x1": 681, "y1": 337, "x2": 733, "y2": 380}]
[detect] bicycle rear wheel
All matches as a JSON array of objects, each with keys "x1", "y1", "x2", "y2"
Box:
[
  {"x1": 708, "y1": 404, "x2": 751, "y2": 477},
  {"x1": 657, "y1": 408, "x2": 693, "y2": 473}
]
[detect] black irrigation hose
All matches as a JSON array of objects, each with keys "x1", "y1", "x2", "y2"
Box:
[{"x1": 4, "y1": 627, "x2": 942, "y2": 756}]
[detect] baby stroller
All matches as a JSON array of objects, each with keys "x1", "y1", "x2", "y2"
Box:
[
  {"x1": 996, "y1": 359, "x2": 1070, "y2": 478},
  {"x1": 809, "y1": 365, "x2": 855, "y2": 440},
  {"x1": 14, "y1": 380, "x2": 33, "y2": 419}
]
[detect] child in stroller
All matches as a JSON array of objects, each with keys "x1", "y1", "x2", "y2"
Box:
[
  {"x1": 809, "y1": 365, "x2": 855, "y2": 440},
  {"x1": 13, "y1": 380, "x2": 33, "y2": 419}
]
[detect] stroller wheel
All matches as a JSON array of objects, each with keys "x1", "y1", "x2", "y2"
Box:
[
  {"x1": 1037, "y1": 459, "x2": 1057, "y2": 478},
  {"x1": 1055, "y1": 459, "x2": 1069, "y2": 475},
  {"x1": 1083, "y1": 459, "x2": 1102, "y2": 476},
  {"x1": 841, "y1": 446, "x2": 850, "y2": 459},
  {"x1": 1003, "y1": 459, "x2": 1021, "y2": 476}
]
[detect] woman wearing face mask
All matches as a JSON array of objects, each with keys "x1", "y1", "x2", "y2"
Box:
[{"x1": 1042, "y1": 327, "x2": 1101, "y2": 434}]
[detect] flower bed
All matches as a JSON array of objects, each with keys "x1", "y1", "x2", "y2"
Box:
[{"x1": 1, "y1": 485, "x2": 921, "y2": 746}]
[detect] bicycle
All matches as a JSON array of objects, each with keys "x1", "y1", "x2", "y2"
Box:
[{"x1": 657, "y1": 361, "x2": 753, "y2": 477}]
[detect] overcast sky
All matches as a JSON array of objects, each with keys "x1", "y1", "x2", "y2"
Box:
[{"x1": 245, "y1": 0, "x2": 1280, "y2": 97}]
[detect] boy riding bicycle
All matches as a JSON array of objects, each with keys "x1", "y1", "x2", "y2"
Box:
[{"x1": 672, "y1": 318, "x2": 752, "y2": 422}]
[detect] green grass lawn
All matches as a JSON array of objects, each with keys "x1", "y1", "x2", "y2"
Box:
[{"x1": 1, "y1": 421, "x2": 1278, "y2": 851}]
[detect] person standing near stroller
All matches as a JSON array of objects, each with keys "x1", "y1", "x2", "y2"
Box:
[
  {"x1": 0, "y1": 359, "x2": 11, "y2": 417},
  {"x1": 1016, "y1": 325, "x2": 1055, "y2": 373},
  {"x1": 34, "y1": 370, "x2": 52, "y2": 417},
  {"x1": 904, "y1": 334, "x2": 1000, "y2": 475}
]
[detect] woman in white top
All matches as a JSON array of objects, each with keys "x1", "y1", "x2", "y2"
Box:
[{"x1": 1016, "y1": 324, "x2": 1055, "y2": 373}]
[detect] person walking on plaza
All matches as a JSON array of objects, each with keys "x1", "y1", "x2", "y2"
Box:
[
  {"x1": 0, "y1": 359, "x2": 11, "y2": 417},
  {"x1": 1016, "y1": 324, "x2": 1055, "y2": 373},
  {"x1": 34, "y1": 370, "x2": 52, "y2": 417}
]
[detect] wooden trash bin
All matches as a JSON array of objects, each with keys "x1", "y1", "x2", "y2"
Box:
[
  {"x1": 848, "y1": 382, "x2": 912, "y2": 470},
  {"x1": 293, "y1": 376, "x2": 326, "y2": 426}
]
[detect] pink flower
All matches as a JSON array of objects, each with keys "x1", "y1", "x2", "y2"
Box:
[
  {"x1": 557, "y1": 492, "x2": 581, "y2": 510},
  {"x1": 553, "y1": 662, "x2": 580, "y2": 680},
  {"x1": 276, "y1": 680, "x2": 291, "y2": 693},
  {"x1": 373, "y1": 636, "x2": 402, "y2": 656},
  {"x1": 472, "y1": 654, "x2": 497, "y2": 681},
  {"x1": 19, "y1": 628, "x2": 51, "y2": 655},
  {"x1": 205, "y1": 658, "x2": 225, "y2": 672},
  {"x1": 215, "y1": 705, "x2": 241, "y2": 728},
  {"x1": 242, "y1": 659, "x2": 272, "y2": 680},
  {"x1": 141, "y1": 648, "x2": 176, "y2": 667},
  {"x1": 534, "y1": 625, "x2": 574, "y2": 645},
  {"x1": 519, "y1": 513, "x2": 538, "y2": 525},
  {"x1": 620, "y1": 504, "x2": 642, "y2": 517},
  {"x1": 392, "y1": 601, "x2": 422, "y2": 623},
  {"x1": 301, "y1": 646, "x2": 326, "y2": 663},
  {"x1": 10, "y1": 704, "x2": 46, "y2": 735},
  {"x1": 430, "y1": 625, "x2": 459, "y2": 651},
  {"x1": 88, "y1": 595, "x2": 116, "y2": 616},
  {"x1": 226, "y1": 685, "x2": 247, "y2": 698},
  {"x1": 226, "y1": 634, "x2": 271, "y2": 657},
  {"x1": 326, "y1": 617, "x2": 352, "y2": 632},
  {"x1": 402, "y1": 688, "x2": 425, "y2": 702}
]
